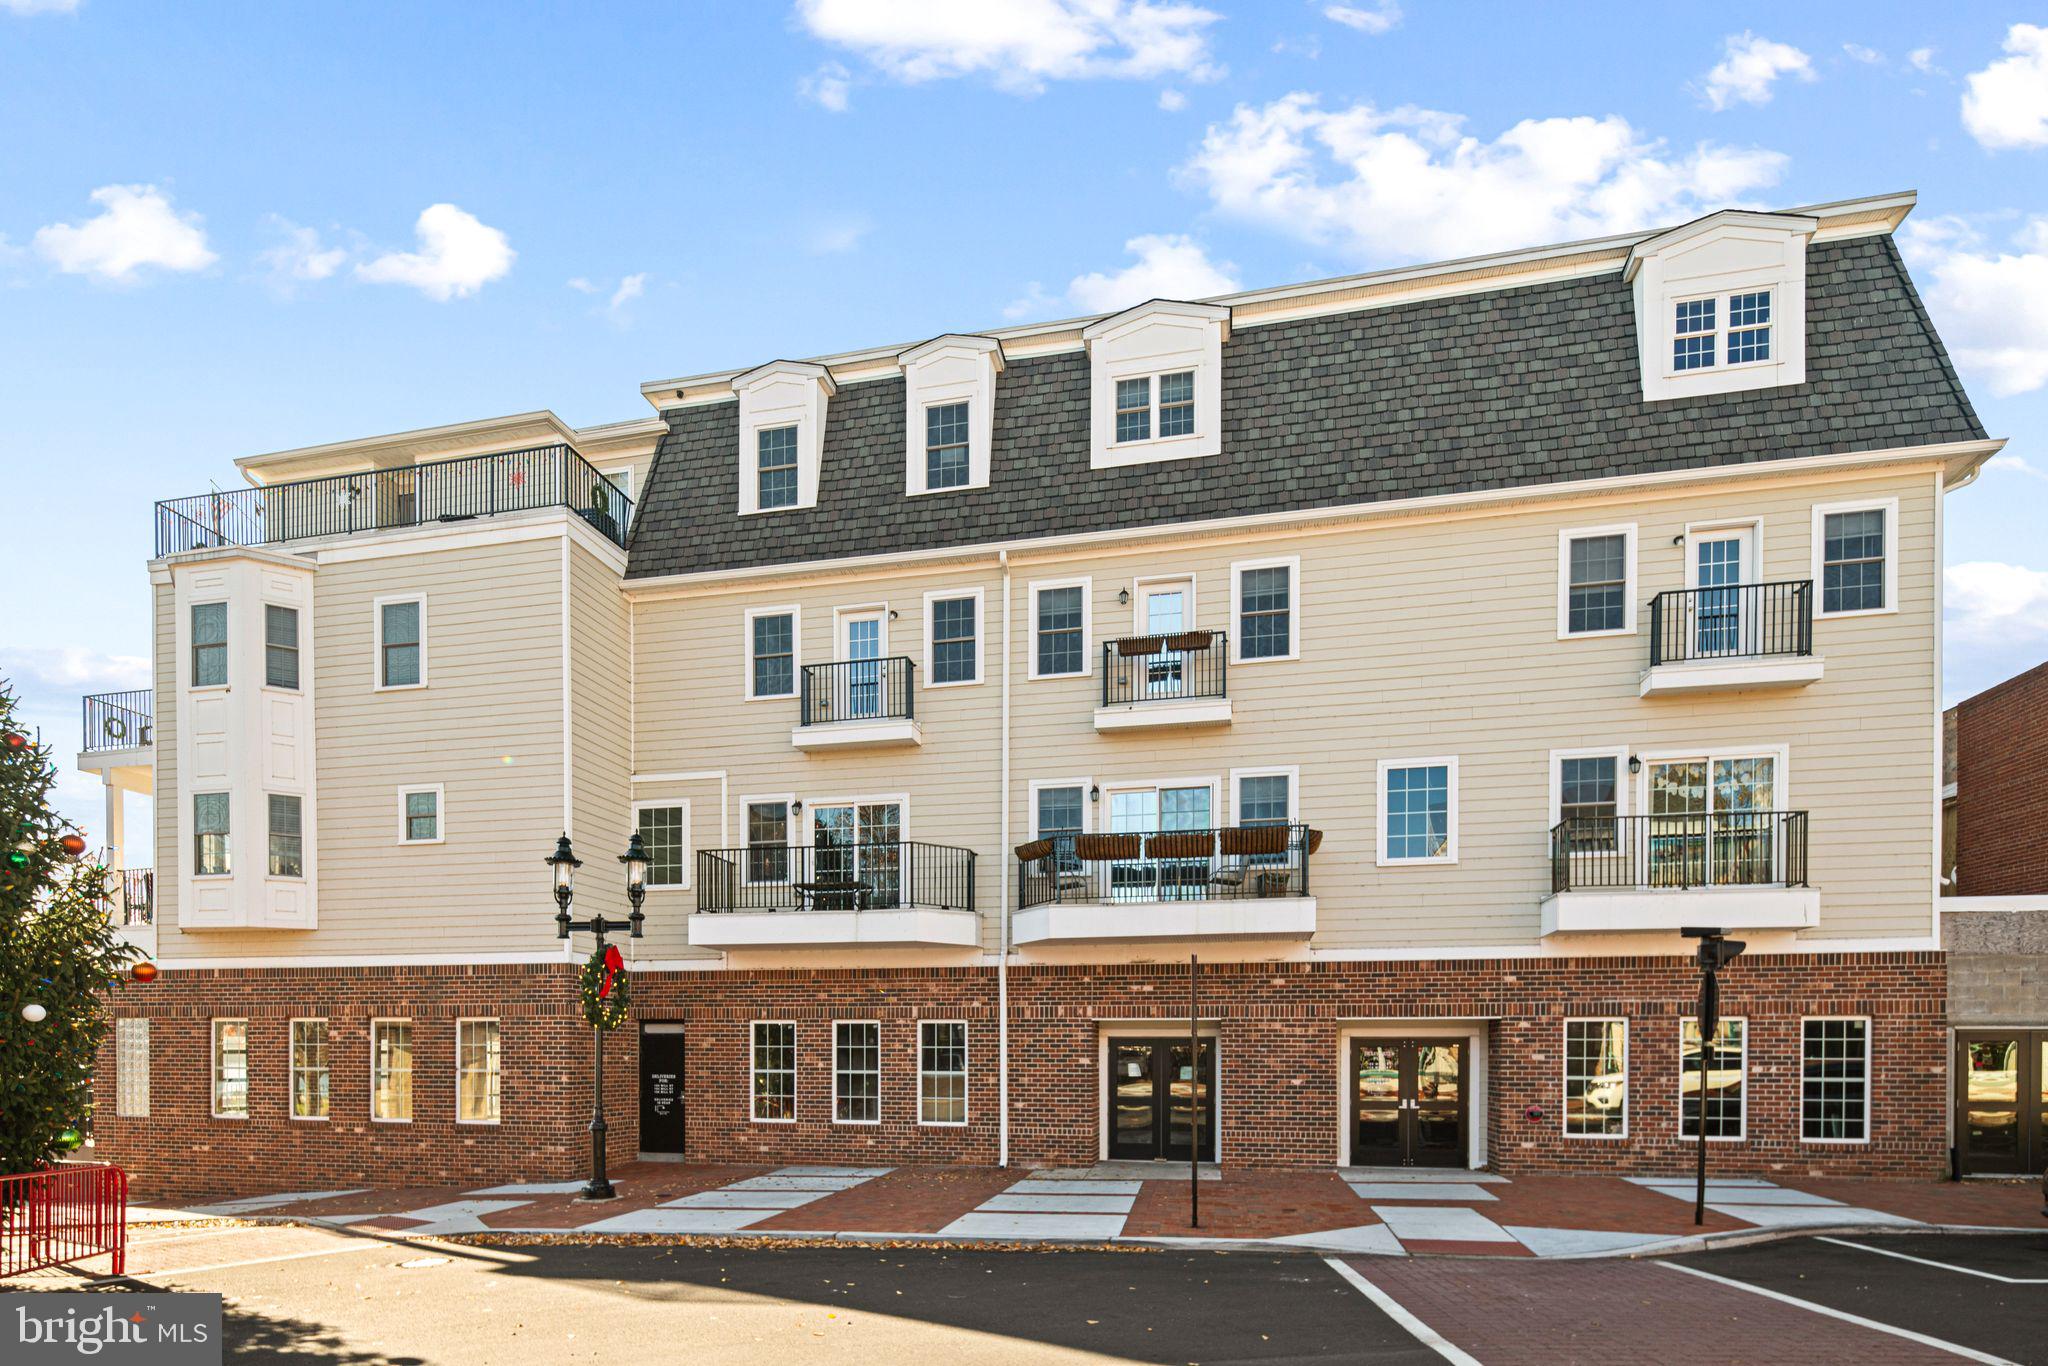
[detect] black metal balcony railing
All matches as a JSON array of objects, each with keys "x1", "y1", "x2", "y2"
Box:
[
  {"x1": 1549, "y1": 812, "x2": 1809, "y2": 893},
  {"x1": 154, "y1": 444, "x2": 632, "y2": 557},
  {"x1": 696, "y1": 841, "x2": 975, "y2": 914},
  {"x1": 800, "y1": 657, "x2": 916, "y2": 727},
  {"x1": 1017, "y1": 823, "x2": 1318, "y2": 909},
  {"x1": 113, "y1": 869, "x2": 153, "y2": 927},
  {"x1": 1648, "y1": 581, "x2": 1813, "y2": 667},
  {"x1": 82, "y1": 691, "x2": 153, "y2": 752},
  {"x1": 1101, "y1": 631, "x2": 1228, "y2": 707}
]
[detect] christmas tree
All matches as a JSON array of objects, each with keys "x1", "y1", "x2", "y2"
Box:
[{"x1": 0, "y1": 677, "x2": 135, "y2": 1174}]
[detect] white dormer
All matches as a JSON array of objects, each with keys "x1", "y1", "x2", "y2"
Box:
[
  {"x1": 733, "y1": 360, "x2": 836, "y2": 515},
  {"x1": 900, "y1": 334, "x2": 1004, "y2": 496},
  {"x1": 1626, "y1": 211, "x2": 1814, "y2": 403},
  {"x1": 1081, "y1": 299, "x2": 1230, "y2": 469}
]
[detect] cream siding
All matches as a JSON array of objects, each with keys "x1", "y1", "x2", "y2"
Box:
[{"x1": 569, "y1": 540, "x2": 633, "y2": 927}]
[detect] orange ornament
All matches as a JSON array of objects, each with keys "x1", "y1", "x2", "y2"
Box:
[
  {"x1": 130, "y1": 962, "x2": 159, "y2": 984},
  {"x1": 59, "y1": 833, "x2": 86, "y2": 857}
]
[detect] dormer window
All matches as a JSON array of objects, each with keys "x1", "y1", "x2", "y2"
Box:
[
  {"x1": 1626, "y1": 211, "x2": 1810, "y2": 403},
  {"x1": 1082, "y1": 300, "x2": 1230, "y2": 470},
  {"x1": 901, "y1": 335, "x2": 1002, "y2": 496},
  {"x1": 757, "y1": 425, "x2": 799, "y2": 510},
  {"x1": 733, "y1": 360, "x2": 834, "y2": 515},
  {"x1": 1114, "y1": 371, "x2": 1196, "y2": 445},
  {"x1": 1673, "y1": 300, "x2": 1716, "y2": 370},
  {"x1": 1672, "y1": 291, "x2": 1772, "y2": 373},
  {"x1": 925, "y1": 402, "x2": 970, "y2": 490}
]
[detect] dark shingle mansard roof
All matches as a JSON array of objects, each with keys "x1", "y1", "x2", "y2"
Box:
[{"x1": 625, "y1": 236, "x2": 1984, "y2": 580}]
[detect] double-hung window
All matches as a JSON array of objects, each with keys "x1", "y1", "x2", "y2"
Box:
[
  {"x1": 1237, "y1": 773, "x2": 1291, "y2": 829},
  {"x1": 636, "y1": 803, "x2": 687, "y2": 889},
  {"x1": 291, "y1": 1019, "x2": 329, "y2": 1120},
  {"x1": 1563, "y1": 1019, "x2": 1626, "y2": 1137},
  {"x1": 371, "y1": 1020, "x2": 413, "y2": 1122},
  {"x1": 1556, "y1": 754, "x2": 1620, "y2": 854},
  {"x1": 925, "y1": 402, "x2": 970, "y2": 491},
  {"x1": 457, "y1": 1019, "x2": 501, "y2": 1124},
  {"x1": 1378, "y1": 759, "x2": 1456, "y2": 864},
  {"x1": 399, "y1": 786, "x2": 441, "y2": 844},
  {"x1": 1672, "y1": 290, "x2": 1772, "y2": 372},
  {"x1": 378, "y1": 598, "x2": 424, "y2": 688},
  {"x1": 1816, "y1": 502, "x2": 1892, "y2": 616},
  {"x1": 1681, "y1": 1017, "x2": 1745, "y2": 1140},
  {"x1": 746, "y1": 801, "x2": 790, "y2": 883},
  {"x1": 265, "y1": 605, "x2": 299, "y2": 690},
  {"x1": 1801, "y1": 1017, "x2": 1870, "y2": 1141},
  {"x1": 748, "y1": 610, "x2": 796, "y2": 699},
  {"x1": 928, "y1": 592, "x2": 979, "y2": 685},
  {"x1": 1036, "y1": 784, "x2": 1085, "y2": 873},
  {"x1": 1234, "y1": 560, "x2": 1295, "y2": 661},
  {"x1": 757, "y1": 426, "x2": 799, "y2": 510},
  {"x1": 267, "y1": 794, "x2": 303, "y2": 878},
  {"x1": 1031, "y1": 582, "x2": 1087, "y2": 678},
  {"x1": 752, "y1": 1020, "x2": 796, "y2": 1122},
  {"x1": 212, "y1": 1019, "x2": 249, "y2": 1118},
  {"x1": 833, "y1": 1021, "x2": 879, "y2": 1124},
  {"x1": 1113, "y1": 370, "x2": 1197, "y2": 444},
  {"x1": 191, "y1": 602, "x2": 228, "y2": 687},
  {"x1": 194, "y1": 792, "x2": 230, "y2": 876},
  {"x1": 919, "y1": 1021, "x2": 968, "y2": 1125},
  {"x1": 1561, "y1": 528, "x2": 1633, "y2": 636}
]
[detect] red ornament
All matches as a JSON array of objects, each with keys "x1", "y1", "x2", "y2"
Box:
[
  {"x1": 597, "y1": 944, "x2": 623, "y2": 999},
  {"x1": 130, "y1": 962, "x2": 159, "y2": 984},
  {"x1": 58, "y1": 834, "x2": 86, "y2": 857},
  {"x1": 1, "y1": 732, "x2": 25, "y2": 751}
]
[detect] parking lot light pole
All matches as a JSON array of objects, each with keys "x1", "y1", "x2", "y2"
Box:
[{"x1": 1682, "y1": 926, "x2": 1746, "y2": 1227}]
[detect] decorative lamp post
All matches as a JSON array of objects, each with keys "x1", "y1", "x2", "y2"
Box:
[
  {"x1": 1681, "y1": 926, "x2": 1746, "y2": 1226},
  {"x1": 548, "y1": 831, "x2": 646, "y2": 1201}
]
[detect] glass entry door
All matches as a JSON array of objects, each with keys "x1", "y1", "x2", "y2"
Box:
[
  {"x1": 838, "y1": 611, "x2": 885, "y2": 718},
  {"x1": 810, "y1": 802, "x2": 902, "y2": 908},
  {"x1": 1955, "y1": 1030, "x2": 2047, "y2": 1175},
  {"x1": 1350, "y1": 1039, "x2": 1468, "y2": 1168},
  {"x1": 1690, "y1": 526, "x2": 1757, "y2": 657},
  {"x1": 1137, "y1": 580, "x2": 1192, "y2": 698},
  {"x1": 1645, "y1": 755, "x2": 1776, "y2": 887},
  {"x1": 1106, "y1": 784, "x2": 1213, "y2": 901},
  {"x1": 1108, "y1": 1038, "x2": 1215, "y2": 1161}
]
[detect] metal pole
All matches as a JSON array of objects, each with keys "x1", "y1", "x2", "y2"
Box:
[
  {"x1": 1189, "y1": 953, "x2": 1200, "y2": 1230},
  {"x1": 585, "y1": 924, "x2": 616, "y2": 1202},
  {"x1": 1694, "y1": 964, "x2": 1716, "y2": 1227}
]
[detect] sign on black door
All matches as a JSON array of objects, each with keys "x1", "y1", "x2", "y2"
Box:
[{"x1": 640, "y1": 1025, "x2": 685, "y2": 1156}]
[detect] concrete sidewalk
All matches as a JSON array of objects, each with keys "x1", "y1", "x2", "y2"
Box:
[{"x1": 144, "y1": 1162, "x2": 2044, "y2": 1259}]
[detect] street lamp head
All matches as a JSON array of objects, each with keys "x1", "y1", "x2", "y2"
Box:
[
  {"x1": 547, "y1": 832, "x2": 582, "y2": 890},
  {"x1": 620, "y1": 830, "x2": 649, "y2": 892}
]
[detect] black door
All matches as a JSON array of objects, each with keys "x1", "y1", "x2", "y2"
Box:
[
  {"x1": 1956, "y1": 1030, "x2": 2047, "y2": 1176},
  {"x1": 1108, "y1": 1038, "x2": 1215, "y2": 1161},
  {"x1": 639, "y1": 1026, "x2": 686, "y2": 1156},
  {"x1": 1351, "y1": 1039, "x2": 1468, "y2": 1168}
]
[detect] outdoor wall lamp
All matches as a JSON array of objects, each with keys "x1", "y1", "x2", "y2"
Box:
[
  {"x1": 792, "y1": 799, "x2": 804, "y2": 815},
  {"x1": 1628, "y1": 755, "x2": 1642, "y2": 775},
  {"x1": 1089, "y1": 784, "x2": 1100, "y2": 802},
  {"x1": 1117, "y1": 588, "x2": 1131, "y2": 606}
]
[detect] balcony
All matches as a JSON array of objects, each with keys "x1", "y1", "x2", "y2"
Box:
[
  {"x1": 97, "y1": 866, "x2": 153, "y2": 955},
  {"x1": 793, "y1": 658, "x2": 921, "y2": 750},
  {"x1": 154, "y1": 444, "x2": 632, "y2": 557},
  {"x1": 1095, "y1": 631, "x2": 1231, "y2": 731},
  {"x1": 690, "y1": 841, "x2": 976, "y2": 948},
  {"x1": 1542, "y1": 812, "x2": 1818, "y2": 934},
  {"x1": 1013, "y1": 823, "x2": 1319, "y2": 944},
  {"x1": 1641, "y1": 581, "x2": 1822, "y2": 696},
  {"x1": 82, "y1": 691, "x2": 152, "y2": 754}
]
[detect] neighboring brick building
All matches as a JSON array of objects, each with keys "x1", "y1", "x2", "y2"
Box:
[{"x1": 1949, "y1": 658, "x2": 2048, "y2": 897}]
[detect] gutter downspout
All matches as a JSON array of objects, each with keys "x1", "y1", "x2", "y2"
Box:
[{"x1": 999, "y1": 548, "x2": 1012, "y2": 1169}]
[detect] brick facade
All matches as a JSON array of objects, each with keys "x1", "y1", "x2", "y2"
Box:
[
  {"x1": 1953, "y1": 657, "x2": 2048, "y2": 896},
  {"x1": 94, "y1": 951, "x2": 1948, "y2": 1198}
]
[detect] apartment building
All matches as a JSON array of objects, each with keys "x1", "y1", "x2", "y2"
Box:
[{"x1": 82, "y1": 191, "x2": 2007, "y2": 1196}]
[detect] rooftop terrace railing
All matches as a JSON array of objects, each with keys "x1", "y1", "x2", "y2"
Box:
[{"x1": 81, "y1": 691, "x2": 152, "y2": 753}]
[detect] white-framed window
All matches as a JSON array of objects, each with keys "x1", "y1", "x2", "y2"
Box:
[
  {"x1": 601, "y1": 466, "x2": 633, "y2": 504},
  {"x1": 1112, "y1": 370, "x2": 1197, "y2": 444},
  {"x1": 1680, "y1": 1017, "x2": 1746, "y2": 1142},
  {"x1": 1801, "y1": 1016, "x2": 1871, "y2": 1143},
  {"x1": 1670, "y1": 288, "x2": 1773, "y2": 374},
  {"x1": 735, "y1": 360, "x2": 832, "y2": 515},
  {"x1": 1231, "y1": 556, "x2": 1299, "y2": 662},
  {"x1": 924, "y1": 588, "x2": 983, "y2": 687},
  {"x1": 1028, "y1": 578, "x2": 1091, "y2": 679},
  {"x1": 194, "y1": 792, "x2": 230, "y2": 877},
  {"x1": 742, "y1": 796, "x2": 794, "y2": 884},
  {"x1": 374, "y1": 594, "x2": 427, "y2": 690},
  {"x1": 752, "y1": 1020, "x2": 797, "y2": 1122},
  {"x1": 397, "y1": 785, "x2": 444, "y2": 845},
  {"x1": 115, "y1": 1017, "x2": 150, "y2": 1119},
  {"x1": 1231, "y1": 766, "x2": 1298, "y2": 828},
  {"x1": 744, "y1": 606, "x2": 800, "y2": 700},
  {"x1": 290, "y1": 1018, "x2": 329, "y2": 1121},
  {"x1": 833, "y1": 1021, "x2": 880, "y2": 1124},
  {"x1": 211, "y1": 1018, "x2": 249, "y2": 1119},
  {"x1": 1628, "y1": 213, "x2": 1809, "y2": 402},
  {"x1": 1548, "y1": 747, "x2": 1630, "y2": 828},
  {"x1": 1557, "y1": 525, "x2": 1637, "y2": 637},
  {"x1": 457, "y1": 1018, "x2": 501, "y2": 1125},
  {"x1": 635, "y1": 800, "x2": 690, "y2": 890},
  {"x1": 191, "y1": 601, "x2": 228, "y2": 688},
  {"x1": 924, "y1": 402, "x2": 970, "y2": 491},
  {"x1": 264, "y1": 604, "x2": 300, "y2": 690},
  {"x1": 267, "y1": 794, "x2": 304, "y2": 878},
  {"x1": 1812, "y1": 497, "x2": 1897, "y2": 618},
  {"x1": 1376, "y1": 757, "x2": 1457, "y2": 865},
  {"x1": 901, "y1": 335, "x2": 1001, "y2": 496},
  {"x1": 756, "y1": 424, "x2": 799, "y2": 510},
  {"x1": 371, "y1": 1018, "x2": 413, "y2": 1122},
  {"x1": 1083, "y1": 300, "x2": 1228, "y2": 469},
  {"x1": 1562, "y1": 1018, "x2": 1627, "y2": 1138},
  {"x1": 1030, "y1": 777, "x2": 1091, "y2": 873},
  {"x1": 919, "y1": 1020, "x2": 969, "y2": 1126}
]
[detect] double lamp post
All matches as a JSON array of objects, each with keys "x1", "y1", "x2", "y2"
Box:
[{"x1": 547, "y1": 830, "x2": 648, "y2": 1202}]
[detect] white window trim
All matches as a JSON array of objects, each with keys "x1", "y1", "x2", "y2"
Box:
[
  {"x1": 1083, "y1": 300, "x2": 1228, "y2": 470},
  {"x1": 192, "y1": 790, "x2": 231, "y2": 878},
  {"x1": 1027, "y1": 576, "x2": 1093, "y2": 680},
  {"x1": 1099, "y1": 776, "x2": 1222, "y2": 834},
  {"x1": 188, "y1": 600, "x2": 230, "y2": 693},
  {"x1": 289, "y1": 1017, "x2": 328, "y2": 1122},
  {"x1": 1128, "y1": 572, "x2": 1198, "y2": 636},
  {"x1": 1681, "y1": 517, "x2": 1766, "y2": 589},
  {"x1": 739, "y1": 793, "x2": 797, "y2": 888},
  {"x1": 831, "y1": 1020, "x2": 882, "y2": 1126},
  {"x1": 742, "y1": 604, "x2": 802, "y2": 701},
  {"x1": 831, "y1": 602, "x2": 890, "y2": 657},
  {"x1": 1375, "y1": 756, "x2": 1459, "y2": 866},
  {"x1": 1632, "y1": 744, "x2": 1791, "y2": 813},
  {"x1": 370, "y1": 1017, "x2": 413, "y2": 1124},
  {"x1": 1799, "y1": 1015, "x2": 1873, "y2": 1146},
  {"x1": 901, "y1": 335, "x2": 1002, "y2": 497},
  {"x1": 1028, "y1": 776, "x2": 1095, "y2": 840},
  {"x1": 751, "y1": 1019, "x2": 798, "y2": 1124},
  {"x1": 1229, "y1": 555, "x2": 1301, "y2": 664},
  {"x1": 1811, "y1": 496, "x2": 1899, "y2": 618},
  {"x1": 210, "y1": 1018, "x2": 249, "y2": 1120},
  {"x1": 262, "y1": 600, "x2": 302, "y2": 693},
  {"x1": 1666, "y1": 287, "x2": 1779, "y2": 379},
  {"x1": 1678, "y1": 1015, "x2": 1748, "y2": 1144},
  {"x1": 265, "y1": 791, "x2": 306, "y2": 882},
  {"x1": 918, "y1": 1019, "x2": 970, "y2": 1128},
  {"x1": 632, "y1": 798, "x2": 692, "y2": 891},
  {"x1": 1562, "y1": 1017, "x2": 1628, "y2": 1141},
  {"x1": 1228, "y1": 765, "x2": 1300, "y2": 825},
  {"x1": 922, "y1": 586, "x2": 985, "y2": 688},
  {"x1": 396, "y1": 784, "x2": 446, "y2": 846},
  {"x1": 1546, "y1": 747, "x2": 1632, "y2": 827},
  {"x1": 1557, "y1": 524, "x2": 1638, "y2": 639},
  {"x1": 372, "y1": 592, "x2": 429, "y2": 691},
  {"x1": 734, "y1": 361, "x2": 833, "y2": 516},
  {"x1": 455, "y1": 1017, "x2": 502, "y2": 1127},
  {"x1": 601, "y1": 466, "x2": 633, "y2": 503}
]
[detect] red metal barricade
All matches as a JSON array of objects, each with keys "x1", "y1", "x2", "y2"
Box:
[{"x1": 0, "y1": 1162, "x2": 127, "y2": 1278}]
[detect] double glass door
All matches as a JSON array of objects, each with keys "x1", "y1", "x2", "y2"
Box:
[
  {"x1": 1108, "y1": 1038, "x2": 1215, "y2": 1161},
  {"x1": 1107, "y1": 784, "x2": 1213, "y2": 900},
  {"x1": 1645, "y1": 754, "x2": 1777, "y2": 886},
  {"x1": 1352, "y1": 1040, "x2": 1467, "y2": 1167},
  {"x1": 1955, "y1": 1031, "x2": 2048, "y2": 1175},
  {"x1": 810, "y1": 802, "x2": 901, "y2": 908}
]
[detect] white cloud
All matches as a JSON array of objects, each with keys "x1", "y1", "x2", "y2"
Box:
[
  {"x1": 1842, "y1": 43, "x2": 1884, "y2": 66},
  {"x1": 257, "y1": 217, "x2": 348, "y2": 294},
  {"x1": 1901, "y1": 214, "x2": 2048, "y2": 396},
  {"x1": 568, "y1": 272, "x2": 648, "y2": 324},
  {"x1": 1908, "y1": 47, "x2": 1939, "y2": 75},
  {"x1": 1, "y1": 0, "x2": 81, "y2": 13},
  {"x1": 1158, "y1": 87, "x2": 1187, "y2": 111},
  {"x1": 805, "y1": 214, "x2": 872, "y2": 254},
  {"x1": 1947, "y1": 561, "x2": 2048, "y2": 642},
  {"x1": 1986, "y1": 453, "x2": 2046, "y2": 480},
  {"x1": 1700, "y1": 32, "x2": 1815, "y2": 111},
  {"x1": 355, "y1": 203, "x2": 514, "y2": 300},
  {"x1": 1180, "y1": 94, "x2": 1789, "y2": 264},
  {"x1": 1323, "y1": 2, "x2": 1400, "y2": 35},
  {"x1": 0, "y1": 646, "x2": 151, "y2": 694},
  {"x1": 1962, "y1": 23, "x2": 2048, "y2": 151},
  {"x1": 33, "y1": 184, "x2": 217, "y2": 283},
  {"x1": 1062, "y1": 233, "x2": 1238, "y2": 313},
  {"x1": 800, "y1": 61, "x2": 853, "y2": 111},
  {"x1": 794, "y1": 0, "x2": 1223, "y2": 95}
]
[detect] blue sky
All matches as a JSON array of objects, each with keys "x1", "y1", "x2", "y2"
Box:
[{"x1": 4, "y1": 1, "x2": 2047, "y2": 841}]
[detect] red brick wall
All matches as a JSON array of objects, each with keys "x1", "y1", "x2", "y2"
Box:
[
  {"x1": 94, "y1": 950, "x2": 1947, "y2": 1197},
  {"x1": 1955, "y1": 658, "x2": 2048, "y2": 896}
]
